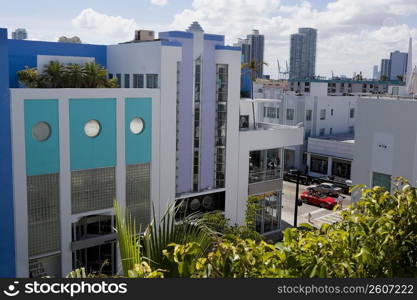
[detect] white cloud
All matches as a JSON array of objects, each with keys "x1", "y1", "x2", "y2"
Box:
[
  {"x1": 171, "y1": 0, "x2": 417, "y2": 78},
  {"x1": 151, "y1": 0, "x2": 168, "y2": 6},
  {"x1": 71, "y1": 8, "x2": 138, "y2": 43}
]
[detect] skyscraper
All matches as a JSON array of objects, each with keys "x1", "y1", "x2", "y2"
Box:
[
  {"x1": 389, "y1": 50, "x2": 408, "y2": 81},
  {"x1": 236, "y1": 30, "x2": 265, "y2": 78},
  {"x1": 247, "y1": 30, "x2": 265, "y2": 78},
  {"x1": 372, "y1": 65, "x2": 380, "y2": 80},
  {"x1": 289, "y1": 28, "x2": 317, "y2": 80},
  {"x1": 12, "y1": 28, "x2": 27, "y2": 40},
  {"x1": 235, "y1": 38, "x2": 251, "y2": 64},
  {"x1": 380, "y1": 58, "x2": 391, "y2": 80}
]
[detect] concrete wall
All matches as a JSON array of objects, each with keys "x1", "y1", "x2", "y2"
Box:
[{"x1": 352, "y1": 97, "x2": 417, "y2": 188}]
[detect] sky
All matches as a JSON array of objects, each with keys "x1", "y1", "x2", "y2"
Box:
[{"x1": 1, "y1": 0, "x2": 417, "y2": 78}]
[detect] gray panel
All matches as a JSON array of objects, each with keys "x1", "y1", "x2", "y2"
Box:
[
  {"x1": 27, "y1": 174, "x2": 60, "y2": 257},
  {"x1": 126, "y1": 163, "x2": 150, "y2": 230},
  {"x1": 71, "y1": 167, "x2": 115, "y2": 214},
  {"x1": 248, "y1": 179, "x2": 283, "y2": 195}
]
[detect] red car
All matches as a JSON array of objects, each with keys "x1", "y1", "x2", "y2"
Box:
[{"x1": 300, "y1": 191, "x2": 337, "y2": 209}]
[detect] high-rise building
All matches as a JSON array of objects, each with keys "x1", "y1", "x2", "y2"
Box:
[
  {"x1": 289, "y1": 28, "x2": 317, "y2": 80},
  {"x1": 389, "y1": 50, "x2": 408, "y2": 81},
  {"x1": 372, "y1": 65, "x2": 380, "y2": 80},
  {"x1": 236, "y1": 30, "x2": 265, "y2": 78},
  {"x1": 11, "y1": 28, "x2": 27, "y2": 40},
  {"x1": 247, "y1": 30, "x2": 265, "y2": 78},
  {"x1": 380, "y1": 59, "x2": 391, "y2": 80},
  {"x1": 235, "y1": 38, "x2": 251, "y2": 64}
]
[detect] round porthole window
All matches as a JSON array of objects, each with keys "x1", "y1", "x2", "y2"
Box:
[
  {"x1": 84, "y1": 120, "x2": 101, "y2": 138},
  {"x1": 32, "y1": 122, "x2": 51, "y2": 142},
  {"x1": 130, "y1": 117, "x2": 145, "y2": 135}
]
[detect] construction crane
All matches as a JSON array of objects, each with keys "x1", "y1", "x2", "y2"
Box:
[{"x1": 277, "y1": 59, "x2": 289, "y2": 79}]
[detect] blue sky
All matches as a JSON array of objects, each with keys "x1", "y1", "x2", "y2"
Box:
[{"x1": 1, "y1": 0, "x2": 417, "y2": 78}]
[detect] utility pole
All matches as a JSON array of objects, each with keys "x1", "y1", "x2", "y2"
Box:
[{"x1": 293, "y1": 170, "x2": 301, "y2": 227}]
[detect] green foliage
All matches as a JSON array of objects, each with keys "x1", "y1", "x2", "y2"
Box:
[
  {"x1": 114, "y1": 201, "x2": 216, "y2": 277},
  {"x1": 200, "y1": 211, "x2": 263, "y2": 242},
  {"x1": 245, "y1": 196, "x2": 259, "y2": 231},
  {"x1": 17, "y1": 61, "x2": 116, "y2": 88},
  {"x1": 163, "y1": 179, "x2": 417, "y2": 277},
  {"x1": 78, "y1": 179, "x2": 417, "y2": 278}
]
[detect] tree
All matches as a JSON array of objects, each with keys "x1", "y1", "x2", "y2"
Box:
[
  {"x1": 17, "y1": 66, "x2": 41, "y2": 88},
  {"x1": 241, "y1": 59, "x2": 268, "y2": 129},
  {"x1": 65, "y1": 63, "x2": 85, "y2": 88},
  {"x1": 380, "y1": 75, "x2": 389, "y2": 81},
  {"x1": 43, "y1": 61, "x2": 66, "y2": 88},
  {"x1": 397, "y1": 75, "x2": 404, "y2": 82},
  {"x1": 17, "y1": 62, "x2": 117, "y2": 88}
]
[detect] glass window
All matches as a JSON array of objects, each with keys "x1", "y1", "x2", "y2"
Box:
[
  {"x1": 331, "y1": 109, "x2": 334, "y2": 116},
  {"x1": 32, "y1": 122, "x2": 51, "y2": 142},
  {"x1": 266, "y1": 107, "x2": 276, "y2": 118},
  {"x1": 286, "y1": 108, "x2": 294, "y2": 120},
  {"x1": 116, "y1": 74, "x2": 121, "y2": 88},
  {"x1": 133, "y1": 74, "x2": 144, "y2": 88},
  {"x1": 84, "y1": 120, "x2": 101, "y2": 138},
  {"x1": 130, "y1": 117, "x2": 144, "y2": 135},
  {"x1": 305, "y1": 109, "x2": 312, "y2": 121},
  {"x1": 349, "y1": 126, "x2": 354, "y2": 134},
  {"x1": 124, "y1": 74, "x2": 130, "y2": 88},
  {"x1": 319, "y1": 128, "x2": 325, "y2": 136},
  {"x1": 329, "y1": 128, "x2": 333, "y2": 135},
  {"x1": 320, "y1": 109, "x2": 326, "y2": 120},
  {"x1": 372, "y1": 172, "x2": 391, "y2": 192},
  {"x1": 254, "y1": 192, "x2": 282, "y2": 234},
  {"x1": 332, "y1": 159, "x2": 351, "y2": 179},
  {"x1": 310, "y1": 155, "x2": 328, "y2": 174},
  {"x1": 108, "y1": 74, "x2": 113, "y2": 79},
  {"x1": 350, "y1": 108, "x2": 355, "y2": 118},
  {"x1": 305, "y1": 129, "x2": 311, "y2": 140},
  {"x1": 146, "y1": 74, "x2": 158, "y2": 88},
  {"x1": 276, "y1": 108, "x2": 280, "y2": 118}
]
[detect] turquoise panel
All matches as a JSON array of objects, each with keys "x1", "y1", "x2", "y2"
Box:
[
  {"x1": 69, "y1": 98, "x2": 116, "y2": 170},
  {"x1": 24, "y1": 100, "x2": 59, "y2": 176},
  {"x1": 125, "y1": 98, "x2": 152, "y2": 165}
]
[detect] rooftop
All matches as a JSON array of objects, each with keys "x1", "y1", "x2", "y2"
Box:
[{"x1": 289, "y1": 78, "x2": 405, "y2": 85}]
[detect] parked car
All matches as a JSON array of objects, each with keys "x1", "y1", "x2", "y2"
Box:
[
  {"x1": 283, "y1": 169, "x2": 311, "y2": 185},
  {"x1": 300, "y1": 191, "x2": 337, "y2": 209},
  {"x1": 311, "y1": 175, "x2": 351, "y2": 194},
  {"x1": 306, "y1": 182, "x2": 343, "y2": 197}
]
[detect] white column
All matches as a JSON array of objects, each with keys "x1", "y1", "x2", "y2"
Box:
[
  {"x1": 327, "y1": 157, "x2": 333, "y2": 176},
  {"x1": 11, "y1": 94, "x2": 29, "y2": 277},
  {"x1": 306, "y1": 153, "x2": 311, "y2": 175},
  {"x1": 59, "y1": 97, "x2": 72, "y2": 276}
]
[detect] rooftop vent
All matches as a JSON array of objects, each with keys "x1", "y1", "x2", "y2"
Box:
[
  {"x1": 134, "y1": 30, "x2": 155, "y2": 41},
  {"x1": 187, "y1": 21, "x2": 204, "y2": 33}
]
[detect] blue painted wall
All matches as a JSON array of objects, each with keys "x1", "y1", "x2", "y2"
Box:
[
  {"x1": 0, "y1": 28, "x2": 15, "y2": 277},
  {"x1": 125, "y1": 98, "x2": 152, "y2": 165},
  {"x1": 24, "y1": 100, "x2": 60, "y2": 176},
  {"x1": 69, "y1": 98, "x2": 116, "y2": 171},
  {"x1": 8, "y1": 39, "x2": 107, "y2": 88}
]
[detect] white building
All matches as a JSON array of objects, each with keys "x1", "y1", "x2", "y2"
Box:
[
  {"x1": 1, "y1": 25, "x2": 304, "y2": 278},
  {"x1": 352, "y1": 96, "x2": 417, "y2": 192}
]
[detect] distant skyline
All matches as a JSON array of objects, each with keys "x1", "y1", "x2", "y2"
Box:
[{"x1": 1, "y1": 0, "x2": 417, "y2": 78}]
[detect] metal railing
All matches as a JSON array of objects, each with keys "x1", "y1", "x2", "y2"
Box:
[{"x1": 249, "y1": 169, "x2": 282, "y2": 183}]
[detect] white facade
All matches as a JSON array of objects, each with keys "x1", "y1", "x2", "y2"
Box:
[
  {"x1": 258, "y1": 83, "x2": 357, "y2": 173},
  {"x1": 10, "y1": 88, "x2": 166, "y2": 277},
  {"x1": 352, "y1": 97, "x2": 417, "y2": 191}
]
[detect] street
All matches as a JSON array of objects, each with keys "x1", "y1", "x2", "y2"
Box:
[{"x1": 281, "y1": 180, "x2": 352, "y2": 229}]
